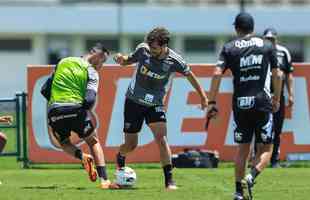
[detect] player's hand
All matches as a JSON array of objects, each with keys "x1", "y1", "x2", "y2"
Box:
[
  {"x1": 200, "y1": 96, "x2": 208, "y2": 110},
  {"x1": 272, "y1": 98, "x2": 280, "y2": 113},
  {"x1": 113, "y1": 53, "x2": 125, "y2": 65},
  {"x1": 288, "y1": 94, "x2": 294, "y2": 107},
  {"x1": 0, "y1": 115, "x2": 13, "y2": 125},
  {"x1": 206, "y1": 103, "x2": 218, "y2": 119}
]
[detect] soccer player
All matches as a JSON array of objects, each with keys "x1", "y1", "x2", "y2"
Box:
[
  {"x1": 0, "y1": 115, "x2": 13, "y2": 185},
  {"x1": 263, "y1": 28, "x2": 294, "y2": 168},
  {"x1": 207, "y1": 13, "x2": 282, "y2": 200},
  {"x1": 47, "y1": 43, "x2": 117, "y2": 189},
  {"x1": 0, "y1": 115, "x2": 13, "y2": 153},
  {"x1": 113, "y1": 27, "x2": 208, "y2": 190}
]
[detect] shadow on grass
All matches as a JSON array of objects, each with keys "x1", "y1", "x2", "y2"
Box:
[{"x1": 21, "y1": 185, "x2": 87, "y2": 190}]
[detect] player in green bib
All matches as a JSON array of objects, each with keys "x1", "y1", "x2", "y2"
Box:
[{"x1": 47, "y1": 43, "x2": 118, "y2": 189}]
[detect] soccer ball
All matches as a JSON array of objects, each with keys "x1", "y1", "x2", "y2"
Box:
[{"x1": 115, "y1": 167, "x2": 137, "y2": 187}]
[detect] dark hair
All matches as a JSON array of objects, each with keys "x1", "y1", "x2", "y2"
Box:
[
  {"x1": 233, "y1": 12, "x2": 254, "y2": 34},
  {"x1": 90, "y1": 43, "x2": 110, "y2": 55},
  {"x1": 145, "y1": 27, "x2": 170, "y2": 46}
]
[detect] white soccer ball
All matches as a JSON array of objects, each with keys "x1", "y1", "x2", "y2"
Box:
[{"x1": 115, "y1": 167, "x2": 137, "y2": 187}]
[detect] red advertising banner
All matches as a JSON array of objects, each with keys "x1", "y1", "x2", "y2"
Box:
[{"x1": 27, "y1": 64, "x2": 310, "y2": 163}]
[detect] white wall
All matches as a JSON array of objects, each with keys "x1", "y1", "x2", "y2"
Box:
[{"x1": 0, "y1": 35, "x2": 45, "y2": 98}]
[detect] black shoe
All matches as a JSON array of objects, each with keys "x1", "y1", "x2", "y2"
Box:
[
  {"x1": 271, "y1": 162, "x2": 282, "y2": 168},
  {"x1": 233, "y1": 192, "x2": 245, "y2": 200},
  {"x1": 243, "y1": 175, "x2": 255, "y2": 200},
  {"x1": 116, "y1": 152, "x2": 125, "y2": 169}
]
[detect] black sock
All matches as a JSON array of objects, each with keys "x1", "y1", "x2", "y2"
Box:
[
  {"x1": 116, "y1": 152, "x2": 126, "y2": 168},
  {"x1": 250, "y1": 167, "x2": 261, "y2": 180},
  {"x1": 74, "y1": 149, "x2": 83, "y2": 160},
  {"x1": 163, "y1": 164, "x2": 173, "y2": 186},
  {"x1": 236, "y1": 181, "x2": 243, "y2": 194},
  {"x1": 96, "y1": 166, "x2": 108, "y2": 180}
]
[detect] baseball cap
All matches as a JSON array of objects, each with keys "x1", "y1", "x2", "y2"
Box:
[
  {"x1": 233, "y1": 12, "x2": 254, "y2": 32},
  {"x1": 263, "y1": 28, "x2": 277, "y2": 38}
]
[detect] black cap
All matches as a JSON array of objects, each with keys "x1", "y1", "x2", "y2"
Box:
[
  {"x1": 233, "y1": 12, "x2": 254, "y2": 32},
  {"x1": 263, "y1": 28, "x2": 277, "y2": 38}
]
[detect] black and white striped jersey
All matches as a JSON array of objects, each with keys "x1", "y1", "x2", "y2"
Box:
[
  {"x1": 125, "y1": 43, "x2": 191, "y2": 107},
  {"x1": 217, "y1": 35, "x2": 278, "y2": 112},
  {"x1": 275, "y1": 44, "x2": 293, "y2": 74}
]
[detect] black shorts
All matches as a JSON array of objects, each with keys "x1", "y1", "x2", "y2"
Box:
[
  {"x1": 233, "y1": 109, "x2": 273, "y2": 144},
  {"x1": 48, "y1": 105, "x2": 94, "y2": 144},
  {"x1": 123, "y1": 98, "x2": 167, "y2": 133}
]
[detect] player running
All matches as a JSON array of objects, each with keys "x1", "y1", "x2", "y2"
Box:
[
  {"x1": 207, "y1": 13, "x2": 282, "y2": 200},
  {"x1": 46, "y1": 43, "x2": 118, "y2": 189},
  {"x1": 114, "y1": 27, "x2": 208, "y2": 190}
]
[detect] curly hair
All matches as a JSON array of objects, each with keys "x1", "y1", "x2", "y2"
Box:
[{"x1": 145, "y1": 27, "x2": 170, "y2": 46}]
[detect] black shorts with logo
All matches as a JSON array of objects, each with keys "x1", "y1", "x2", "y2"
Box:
[
  {"x1": 123, "y1": 98, "x2": 167, "y2": 133},
  {"x1": 233, "y1": 109, "x2": 273, "y2": 144},
  {"x1": 48, "y1": 105, "x2": 94, "y2": 143}
]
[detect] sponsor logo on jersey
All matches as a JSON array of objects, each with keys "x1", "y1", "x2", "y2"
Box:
[
  {"x1": 140, "y1": 65, "x2": 166, "y2": 79},
  {"x1": 237, "y1": 96, "x2": 255, "y2": 109},
  {"x1": 235, "y1": 38, "x2": 264, "y2": 49},
  {"x1": 240, "y1": 75, "x2": 260, "y2": 82},
  {"x1": 240, "y1": 54, "x2": 263, "y2": 68}
]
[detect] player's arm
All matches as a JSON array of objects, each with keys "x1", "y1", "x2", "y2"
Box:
[
  {"x1": 83, "y1": 67, "x2": 99, "y2": 110},
  {"x1": 208, "y1": 66, "x2": 223, "y2": 104},
  {"x1": 272, "y1": 68, "x2": 283, "y2": 112},
  {"x1": 186, "y1": 71, "x2": 208, "y2": 110},
  {"x1": 0, "y1": 116, "x2": 13, "y2": 124},
  {"x1": 284, "y1": 49, "x2": 294, "y2": 107},
  {"x1": 113, "y1": 53, "x2": 134, "y2": 66},
  {"x1": 285, "y1": 72, "x2": 294, "y2": 107},
  {"x1": 114, "y1": 43, "x2": 145, "y2": 66},
  {"x1": 207, "y1": 45, "x2": 227, "y2": 117},
  {"x1": 268, "y1": 42, "x2": 282, "y2": 112}
]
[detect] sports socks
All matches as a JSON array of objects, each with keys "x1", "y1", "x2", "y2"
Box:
[
  {"x1": 116, "y1": 152, "x2": 126, "y2": 168},
  {"x1": 163, "y1": 164, "x2": 173, "y2": 186},
  {"x1": 96, "y1": 166, "x2": 108, "y2": 180},
  {"x1": 250, "y1": 167, "x2": 261, "y2": 180},
  {"x1": 74, "y1": 149, "x2": 83, "y2": 160},
  {"x1": 235, "y1": 181, "x2": 243, "y2": 194}
]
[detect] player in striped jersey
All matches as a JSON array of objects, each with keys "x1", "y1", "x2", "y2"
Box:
[
  {"x1": 114, "y1": 27, "x2": 208, "y2": 190},
  {"x1": 263, "y1": 28, "x2": 294, "y2": 168}
]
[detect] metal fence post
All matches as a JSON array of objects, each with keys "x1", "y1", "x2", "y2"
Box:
[
  {"x1": 21, "y1": 92, "x2": 29, "y2": 168},
  {"x1": 15, "y1": 93, "x2": 22, "y2": 161}
]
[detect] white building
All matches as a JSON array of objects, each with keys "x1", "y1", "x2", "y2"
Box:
[{"x1": 0, "y1": 0, "x2": 310, "y2": 97}]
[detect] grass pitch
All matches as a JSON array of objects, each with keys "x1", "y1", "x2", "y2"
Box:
[{"x1": 0, "y1": 157, "x2": 309, "y2": 200}]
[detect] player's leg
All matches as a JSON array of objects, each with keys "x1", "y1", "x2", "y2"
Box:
[
  {"x1": 244, "y1": 112, "x2": 273, "y2": 199},
  {"x1": 232, "y1": 110, "x2": 253, "y2": 199},
  {"x1": 0, "y1": 132, "x2": 7, "y2": 153},
  {"x1": 148, "y1": 122, "x2": 177, "y2": 190},
  {"x1": 83, "y1": 133, "x2": 118, "y2": 188},
  {"x1": 146, "y1": 105, "x2": 176, "y2": 190},
  {"x1": 73, "y1": 109, "x2": 109, "y2": 185},
  {"x1": 234, "y1": 143, "x2": 251, "y2": 199},
  {"x1": 116, "y1": 99, "x2": 143, "y2": 169},
  {"x1": 117, "y1": 133, "x2": 138, "y2": 168},
  {"x1": 270, "y1": 95, "x2": 285, "y2": 168}
]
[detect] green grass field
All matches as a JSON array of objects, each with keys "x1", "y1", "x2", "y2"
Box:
[{"x1": 0, "y1": 157, "x2": 309, "y2": 200}]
